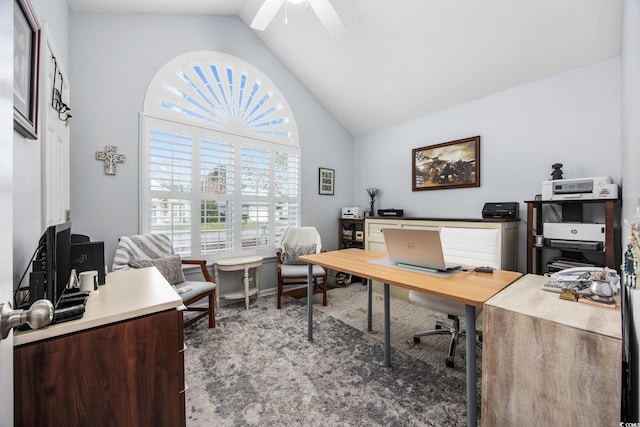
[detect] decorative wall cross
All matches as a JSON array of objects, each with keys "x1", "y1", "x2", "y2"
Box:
[{"x1": 96, "y1": 145, "x2": 126, "y2": 175}]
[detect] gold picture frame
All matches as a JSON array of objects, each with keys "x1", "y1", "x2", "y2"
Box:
[{"x1": 412, "y1": 136, "x2": 480, "y2": 191}]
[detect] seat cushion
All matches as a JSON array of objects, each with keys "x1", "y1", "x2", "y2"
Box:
[
  {"x1": 174, "y1": 280, "x2": 216, "y2": 302},
  {"x1": 280, "y1": 264, "x2": 325, "y2": 277},
  {"x1": 128, "y1": 254, "x2": 185, "y2": 285}
]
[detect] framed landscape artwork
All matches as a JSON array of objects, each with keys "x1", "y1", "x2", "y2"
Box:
[
  {"x1": 319, "y1": 167, "x2": 335, "y2": 195},
  {"x1": 412, "y1": 136, "x2": 480, "y2": 191}
]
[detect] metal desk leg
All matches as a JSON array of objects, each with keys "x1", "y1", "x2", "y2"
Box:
[
  {"x1": 367, "y1": 279, "x2": 373, "y2": 332},
  {"x1": 465, "y1": 304, "x2": 477, "y2": 427},
  {"x1": 307, "y1": 263, "x2": 313, "y2": 342},
  {"x1": 384, "y1": 283, "x2": 391, "y2": 367}
]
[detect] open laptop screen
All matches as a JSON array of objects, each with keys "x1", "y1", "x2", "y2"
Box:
[{"x1": 382, "y1": 228, "x2": 460, "y2": 271}]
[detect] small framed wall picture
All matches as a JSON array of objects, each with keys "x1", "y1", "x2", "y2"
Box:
[{"x1": 319, "y1": 167, "x2": 335, "y2": 195}]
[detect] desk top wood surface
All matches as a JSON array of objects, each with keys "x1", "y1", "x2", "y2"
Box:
[
  {"x1": 300, "y1": 248, "x2": 522, "y2": 307},
  {"x1": 485, "y1": 274, "x2": 621, "y2": 340},
  {"x1": 14, "y1": 267, "x2": 183, "y2": 346}
]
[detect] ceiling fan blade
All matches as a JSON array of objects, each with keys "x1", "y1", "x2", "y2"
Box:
[
  {"x1": 251, "y1": 0, "x2": 286, "y2": 31},
  {"x1": 308, "y1": 0, "x2": 346, "y2": 36}
]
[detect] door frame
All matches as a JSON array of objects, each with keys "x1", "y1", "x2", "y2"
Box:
[{"x1": 0, "y1": 0, "x2": 16, "y2": 423}]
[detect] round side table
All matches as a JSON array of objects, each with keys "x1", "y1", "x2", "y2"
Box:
[{"x1": 214, "y1": 256, "x2": 263, "y2": 310}]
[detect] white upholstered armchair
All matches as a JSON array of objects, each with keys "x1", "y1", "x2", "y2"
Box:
[{"x1": 276, "y1": 226, "x2": 328, "y2": 309}]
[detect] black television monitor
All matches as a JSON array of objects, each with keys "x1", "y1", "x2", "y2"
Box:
[{"x1": 38, "y1": 222, "x2": 72, "y2": 308}]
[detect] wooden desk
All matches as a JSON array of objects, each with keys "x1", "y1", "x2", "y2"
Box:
[
  {"x1": 299, "y1": 248, "x2": 522, "y2": 427},
  {"x1": 14, "y1": 268, "x2": 185, "y2": 427}
]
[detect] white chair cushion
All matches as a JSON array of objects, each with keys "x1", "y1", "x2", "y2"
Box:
[
  {"x1": 280, "y1": 264, "x2": 326, "y2": 277},
  {"x1": 440, "y1": 227, "x2": 501, "y2": 269},
  {"x1": 174, "y1": 280, "x2": 216, "y2": 301},
  {"x1": 277, "y1": 227, "x2": 322, "y2": 253}
]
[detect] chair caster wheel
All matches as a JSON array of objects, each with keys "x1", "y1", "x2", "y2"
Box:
[
  {"x1": 446, "y1": 357, "x2": 455, "y2": 368},
  {"x1": 413, "y1": 336, "x2": 421, "y2": 344}
]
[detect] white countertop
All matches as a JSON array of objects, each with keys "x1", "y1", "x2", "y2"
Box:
[
  {"x1": 485, "y1": 273, "x2": 621, "y2": 340},
  {"x1": 14, "y1": 267, "x2": 183, "y2": 346}
]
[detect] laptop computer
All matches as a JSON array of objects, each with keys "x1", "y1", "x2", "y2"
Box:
[{"x1": 382, "y1": 228, "x2": 460, "y2": 272}]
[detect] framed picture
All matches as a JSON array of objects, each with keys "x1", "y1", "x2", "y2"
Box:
[
  {"x1": 319, "y1": 167, "x2": 335, "y2": 195},
  {"x1": 13, "y1": 0, "x2": 41, "y2": 139},
  {"x1": 412, "y1": 136, "x2": 480, "y2": 191}
]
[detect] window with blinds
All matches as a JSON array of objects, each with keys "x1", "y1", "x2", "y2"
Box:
[
  {"x1": 141, "y1": 52, "x2": 300, "y2": 259},
  {"x1": 143, "y1": 117, "x2": 299, "y2": 259}
]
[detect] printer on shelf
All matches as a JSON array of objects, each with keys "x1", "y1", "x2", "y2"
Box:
[
  {"x1": 542, "y1": 176, "x2": 618, "y2": 201},
  {"x1": 543, "y1": 222, "x2": 605, "y2": 251},
  {"x1": 341, "y1": 207, "x2": 363, "y2": 219}
]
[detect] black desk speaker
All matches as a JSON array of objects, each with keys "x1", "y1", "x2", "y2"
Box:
[{"x1": 70, "y1": 241, "x2": 106, "y2": 285}]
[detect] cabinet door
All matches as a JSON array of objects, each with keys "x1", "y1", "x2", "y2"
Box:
[
  {"x1": 14, "y1": 310, "x2": 184, "y2": 427},
  {"x1": 365, "y1": 220, "x2": 400, "y2": 247}
]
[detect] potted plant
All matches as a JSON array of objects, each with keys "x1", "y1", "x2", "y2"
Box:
[{"x1": 366, "y1": 187, "x2": 379, "y2": 216}]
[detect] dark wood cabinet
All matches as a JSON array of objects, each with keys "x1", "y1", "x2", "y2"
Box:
[
  {"x1": 525, "y1": 199, "x2": 620, "y2": 274},
  {"x1": 13, "y1": 268, "x2": 186, "y2": 427},
  {"x1": 14, "y1": 309, "x2": 185, "y2": 427},
  {"x1": 339, "y1": 218, "x2": 365, "y2": 249}
]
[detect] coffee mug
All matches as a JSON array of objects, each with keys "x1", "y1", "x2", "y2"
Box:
[
  {"x1": 534, "y1": 235, "x2": 544, "y2": 247},
  {"x1": 79, "y1": 270, "x2": 98, "y2": 292}
]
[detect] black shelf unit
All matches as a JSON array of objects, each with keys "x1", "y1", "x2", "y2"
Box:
[
  {"x1": 525, "y1": 199, "x2": 620, "y2": 274},
  {"x1": 339, "y1": 218, "x2": 365, "y2": 249}
]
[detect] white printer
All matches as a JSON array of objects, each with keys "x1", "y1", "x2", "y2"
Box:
[
  {"x1": 341, "y1": 207, "x2": 363, "y2": 219},
  {"x1": 544, "y1": 223, "x2": 606, "y2": 243},
  {"x1": 541, "y1": 176, "x2": 618, "y2": 201}
]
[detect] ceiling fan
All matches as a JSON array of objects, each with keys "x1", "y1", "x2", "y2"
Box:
[{"x1": 250, "y1": 0, "x2": 346, "y2": 36}]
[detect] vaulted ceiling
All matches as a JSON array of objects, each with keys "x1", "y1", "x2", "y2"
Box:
[{"x1": 67, "y1": 0, "x2": 622, "y2": 136}]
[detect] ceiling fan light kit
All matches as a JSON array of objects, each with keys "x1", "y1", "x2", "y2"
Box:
[{"x1": 250, "y1": 0, "x2": 345, "y2": 36}]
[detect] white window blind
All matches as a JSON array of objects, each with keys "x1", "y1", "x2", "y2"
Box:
[{"x1": 142, "y1": 117, "x2": 299, "y2": 259}]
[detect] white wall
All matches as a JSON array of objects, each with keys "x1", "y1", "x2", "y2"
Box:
[
  {"x1": 622, "y1": 0, "x2": 640, "y2": 420},
  {"x1": 353, "y1": 58, "x2": 621, "y2": 272},
  {"x1": 12, "y1": 0, "x2": 70, "y2": 286},
  {"x1": 68, "y1": 13, "x2": 353, "y2": 270}
]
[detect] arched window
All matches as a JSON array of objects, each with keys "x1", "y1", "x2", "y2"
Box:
[{"x1": 140, "y1": 51, "x2": 300, "y2": 260}]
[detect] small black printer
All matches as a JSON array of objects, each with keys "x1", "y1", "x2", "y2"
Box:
[{"x1": 482, "y1": 202, "x2": 519, "y2": 219}]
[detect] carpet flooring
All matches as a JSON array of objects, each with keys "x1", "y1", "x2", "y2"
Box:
[{"x1": 183, "y1": 284, "x2": 480, "y2": 426}]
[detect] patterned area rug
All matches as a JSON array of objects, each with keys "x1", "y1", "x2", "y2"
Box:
[{"x1": 184, "y1": 284, "x2": 479, "y2": 426}]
